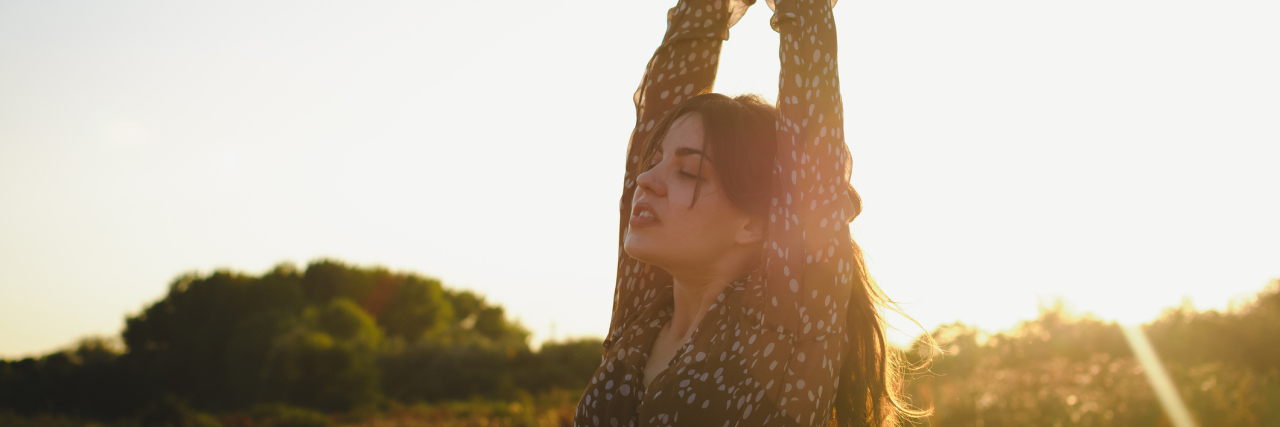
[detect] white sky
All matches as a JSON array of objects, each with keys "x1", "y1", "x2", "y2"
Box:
[{"x1": 1, "y1": 0, "x2": 1277, "y2": 358}]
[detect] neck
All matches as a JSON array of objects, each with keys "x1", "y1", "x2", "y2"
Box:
[
  {"x1": 657, "y1": 241, "x2": 763, "y2": 340},
  {"x1": 664, "y1": 261, "x2": 751, "y2": 340}
]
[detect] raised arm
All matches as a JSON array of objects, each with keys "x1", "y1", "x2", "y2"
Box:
[
  {"x1": 763, "y1": 0, "x2": 858, "y2": 425},
  {"x1": 608, "y1": 0, "x2": 753, "y2": 347}
]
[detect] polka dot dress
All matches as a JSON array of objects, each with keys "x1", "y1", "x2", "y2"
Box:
[{"x1": 575, "y1": 0, "x2": 854, "y2": 426}]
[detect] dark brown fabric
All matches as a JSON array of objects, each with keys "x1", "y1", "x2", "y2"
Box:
[{"x1": 575, "y1": 0, "x2": 853, "y2": 426}]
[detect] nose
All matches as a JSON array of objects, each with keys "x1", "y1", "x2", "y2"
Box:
[{"x1": 634, "y1": 166, "x2": 666, "y2": 198}]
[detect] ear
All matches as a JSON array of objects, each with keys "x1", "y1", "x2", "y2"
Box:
[{"x1": 733, "y1": 213, "x2": 766, "y2": 245}]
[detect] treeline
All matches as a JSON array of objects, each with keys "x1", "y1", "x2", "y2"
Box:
[
  {"x1": 900, "y1": 279, "x2": 1280, "y2": 426},
  {"x1": 4, "y1": 260, "x2": 1278, "y2": 426},
  {"x1": 0, "y1": 260, "x2": 603, "y2": 425}
]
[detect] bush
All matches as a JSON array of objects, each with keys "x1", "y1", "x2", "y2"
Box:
[
  {"x1": 137, "y1": 394, "x2": 222, "y2": 427},
  {"x1": 249, "y1": 403, "x2": 333, "y2": 427}
]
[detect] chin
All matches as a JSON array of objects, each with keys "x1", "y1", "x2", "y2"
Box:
[
  {"x1": 622, "y1": 234, "x2": 663, "y2": 267},
  {"x1": 621, "y1": 238, "x2": 648, "y2": 263}
]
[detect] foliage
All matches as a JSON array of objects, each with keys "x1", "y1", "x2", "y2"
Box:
[
  {"x1": 252, "y1": 298, "x2": 383, "y2": 411},
  {"x1": 0, "y1": 409, "x2": 113, "y2": 427},
  {"x1": 0, "y1": 336, "x2": 135, "y2": 419},
  {"x1": 900, "y1": 279, "x2": 1280, "y2": 426},
  {"x1": 247, "y1": 403, "x2": 334, "y2": 427},
  {"x1": 5, "y1": 258, "x2": 1276, "y2": 426},
  {"x1": 339, "y1": 389, "x2": 582, "y2": 427},
  {"x1": 136, "y1": 395, "x2": 222, "y2": 427},
  {"x1": 0, "y1": 259, "x2": 603, "y2": 424}
]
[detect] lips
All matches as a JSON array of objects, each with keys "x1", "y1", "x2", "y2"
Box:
[
  {"x1": 632, "y1": 201, "x2": 660, "y2": 223},
  {"x1": 633, "y1": 202, "x2": 659, "y2": 221}
]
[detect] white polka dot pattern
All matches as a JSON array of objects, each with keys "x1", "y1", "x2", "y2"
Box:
[{"x1": 576, "y1": 0, "x2": 850, "y2": 426}]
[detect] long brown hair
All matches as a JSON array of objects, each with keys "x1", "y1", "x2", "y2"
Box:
[
  {"x1": 833, "y1": 237, "x2": 933, "y2": 427},
  {"x1": 637, "y1": 92, "x2": 933, "y2": 427}
]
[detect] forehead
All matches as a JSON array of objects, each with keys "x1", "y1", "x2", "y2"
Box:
[{"x1": 659, "y1": 113, "x2": 705, "y2": 151}]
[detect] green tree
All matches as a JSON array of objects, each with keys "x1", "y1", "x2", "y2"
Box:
[
  {"x1": 261, "y1": 298, "x2": 382, "y2": 411},
  {"x1": 122, "y1": 263, "x2": 306, "y2": 410},
  {"x1": 379, "y1": 276, "x2": 453, "y2": 343}
]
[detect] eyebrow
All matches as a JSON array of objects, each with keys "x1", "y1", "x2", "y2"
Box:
[{"x1": 657, "y1": 144, "x2": 712, "y2": 164}]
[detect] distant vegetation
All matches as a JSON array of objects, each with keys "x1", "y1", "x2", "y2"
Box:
[
  {"x1": 0, "y1": 259, "x2": 602, "y2": 426},
  {"x1": 1, "y1": 261, "x2": 1277, "y2": 426},
  {"x1": 900, "y1": 279, "x2": 1280, "y2": 426}
]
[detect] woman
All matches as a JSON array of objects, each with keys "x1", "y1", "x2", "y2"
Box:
[{"x1": 574, "y1": 0, "x2": 927, "y2": 426}]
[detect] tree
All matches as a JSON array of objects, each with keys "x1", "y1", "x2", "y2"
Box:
[
  {"x1": 260, "y1": 298, "x2": 383, "y2": 411},
  {"x1": 379, "y1": 276, "x2": 453, "y2": 343}
]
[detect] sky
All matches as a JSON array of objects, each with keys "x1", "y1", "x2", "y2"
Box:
[{"x1": 1, "y1": 0, "x2": 1277, "y2": 358}]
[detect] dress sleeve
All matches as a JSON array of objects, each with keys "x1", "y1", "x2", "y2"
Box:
[
  {"x1": 766, "y1": 0, "x2": 856, "y2": 426},
  {"x1": 607, "y1": 0, "x2": 755, "y2": 348}
]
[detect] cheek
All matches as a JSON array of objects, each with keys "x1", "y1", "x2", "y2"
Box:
[
  {"x1": 625, "y1": 195, "x2": 739, "y2": 267},
  {"x1": 670, "y1": 190, "x2": 738, "y2": 242}
]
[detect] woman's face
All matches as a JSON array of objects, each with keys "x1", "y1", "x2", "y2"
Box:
[{"x1": 624, "y1": 113, "x2": 755, "y2": 273}]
